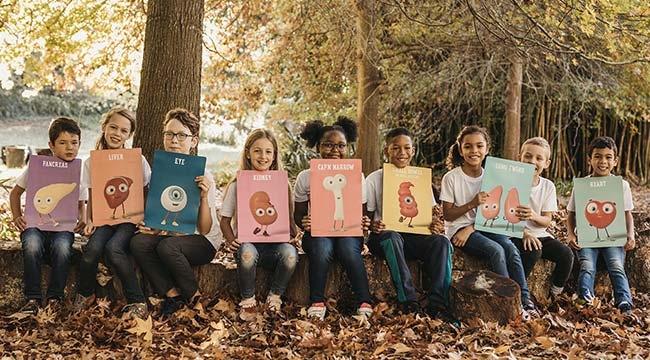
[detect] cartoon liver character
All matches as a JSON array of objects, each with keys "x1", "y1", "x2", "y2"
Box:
[
  {"x1": 323, "y1": 174, "x2": 347, "y2": 231},
  {"x1": 160, "y1": 185, "x2": 187, "y2": 227},
  {"x1": 104, "y1": 176, "x2": 133, "y2": 219},
  {"x1": 503, "y1": 187, "x2": 522, "y2": 232},
  {"x1": 33, "y1": 182, "x2": 77, "y2": 226},
  {"x1": 249, "y1": 191, "x2": 278, "y2": 236},
  {"x1": 397, "y1": 181, "x2": 418, "y2": 227},
  {"x1": 584, "y1": 199, "x2": 617, "y2": 241},
  {"x1": 480, "y1": 185, "x2": 503, "y2": 227}
]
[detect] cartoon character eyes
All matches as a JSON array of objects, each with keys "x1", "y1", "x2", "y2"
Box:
[
  {"x1": 106, "y1": 185, "x2": 116, "y2": 195},
  {"x1": 46, "y1": 197, "x2": 52, "y2": 204},
  {"x1": 483, "y1": 204, "x2": 489, "y2": 210},
  {"x1": 256, "y1": 208, "x2": 265, "y2": 217},
  {"x1": 509, "y1": 207, "x2": 516, "y2": 214},
  {"x1": 404, "y1": 196, "x2": 414, "y2": 205},
  {"x1": 36, "y1": 198, "x2": 42, "y2": 204},
  {"x1": 266, "y1": 207, "x2": 276, "y2": 216},
  {"x1": 586, "y1": 202, "x2": 598, "y2": 214},
  {"x1": 602, "y1": 203, "x2": 615, "y2": 214},
  {"x1": 118, "y1": 183, "x2": 129, "y2": 192},
  {"x1": 492, "y1": 204, "x2": 498, "y2": 210},
  {"x1": 170, "y1": 189, "x2": 183, "y2": 201}
]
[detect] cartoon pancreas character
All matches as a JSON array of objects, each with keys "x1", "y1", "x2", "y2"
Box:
[
  {"x1": 249, "y1": 191, "x2": 278, "y2": 236},
  {"x1": 33, "y1": 183, "x2": 77, "y2": 226},
  {"x1": 104, "y1": 176, "x2": 133, "y2": 219},
  {"x1": 323, "y1": 174, "x2": 347, "y2": 231},
  {"x1": 480, "y1": 185, "x2": 503, "y2": 227},
  {"x1": 584, "y1": 199, "x2": 617, "y2": 241},
  {"x1": 503, "y1": 187, "x2": 522, "y2": 232},
  {"x1": 397, "y1": 181, "x2": 418, "y2": 227},
  {"x1": 160, "y1": 185, "x2": 187, "y2": 227}
]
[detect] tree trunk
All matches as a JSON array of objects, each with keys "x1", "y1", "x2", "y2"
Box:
[
  {"x1": 503, "y1": 56, "x2": 523, "y2": 160},
  {"x1": 133, "y1": 0, "x2": 204, "y2": 162},
  {"x1": 355, "y1": 0, "x2": 381, "y2": 176},
  {"x1": 450, "y1": 270, "x2": 521, "y2": 324}
]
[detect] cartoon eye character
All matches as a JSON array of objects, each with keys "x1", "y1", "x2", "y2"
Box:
[
  {"x1": 249, "y1": 191, "x2": 278, "y2": 236},
  {"x1": 33, "y1": 183, "x2": 77, "y2": 226},
  {"x1": 104, "y1": 176, "x2": 133, "y2": 219},
  {"x1": 503, "y1": 187, "x2": 522, "y2": 232},
  {"x1": 584, "y1": 199, "x2": 617, "y2": 241},
  {"x1": 322, "y1": 174, "x2": 347, "y2": 231},
  {"x1": 160, "y1": 185, "x2": 188, "y2": 227},
  {"x1": 480, "y1": 185, "x2": 503, "y2": 227},
  {"x1": 397, "y1": 181, "x2": 418, "y2": 227}
]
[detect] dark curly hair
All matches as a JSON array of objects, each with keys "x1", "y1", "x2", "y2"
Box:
[
  {"x1": 588, "y1": 136, "x2": 618, "y2": 157},
  {"x1": 445, "y1": 125, "x2": 491, "y2": 170},
  {"x1": 300, "y1": 116, "x2": 358, "y2": 149}
]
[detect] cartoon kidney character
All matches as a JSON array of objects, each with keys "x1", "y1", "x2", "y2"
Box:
[
  {"x1": 323, "y1": 174, "x2": 347, "y2": 231},
  {"x1": 397, "y1": 181, "x2": 418, "y2": 227},
  {"x1": 584, "y1": 199, "x2": 617, "y2": 241},
  {"x1": 33, "y1": 183, "x2": 77, "y2": 226},
  {"x1": 249, "y1": 191, "x2": 278, "y2": 236},
  {"x1": 480, "y1": 185, "x2": 503, "y2": 227},
  {"x1": 104, "y1": 176, "x2": 133, "y2": 219},
  {"x1": 503, "y1": 187, "x2": 522, "y2": 232},
  {"x1": 160, "y1": 185, "x2": 187, "y2": 227}
]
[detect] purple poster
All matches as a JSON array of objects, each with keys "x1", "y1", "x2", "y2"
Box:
[{"x1": 25, "y1": 155, "x2": 82, "y2": 232}]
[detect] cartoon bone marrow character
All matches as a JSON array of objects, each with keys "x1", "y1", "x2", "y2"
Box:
[
  {"x1": 584, "y1": 199, "x2": 617, "y2": 241},
  {"x1": 503, "y1": 187, "x2": 522, "y2": 232},
  {"x1": 104, "y1": 176, "x2": 133, "y2": 219},
  {"x1": 33, "y1": 183, "x2": 77, "y2": 226},
  {"x1": 397, "y1": 181, "x2": 418, "y2": 227},
  {"x1": 480, "y1": 185, "x2": 503, "y2": 227},
  {"x1": 249, "y1": 191, "x2": 278, "y2": 236},
  {"x1": 160, "y1": 185, "x2": 188, "y2": 227},
  {"x1": 322, "y1": 174, "x2": 347, "y2": 231}
]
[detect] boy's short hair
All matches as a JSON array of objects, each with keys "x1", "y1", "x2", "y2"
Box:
[
  {"x1": 385, "y1": 127, "x2": 413, "y2": 143},
  {"x1": 521, "y1": 137, "x2": 551, "y2": 159},
  {"x1": 48, "y1": 117, "x2": 81, "y2": 143},
  {"x1": 588, "y1": 136, "x2": 617, "y2": 157}
]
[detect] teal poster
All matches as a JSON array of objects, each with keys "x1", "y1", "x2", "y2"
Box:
[
  {"x1": 573, "y1": 176, "x2": 627, "y2": 248},
  {"x1": 474, "y1": 156, "x2": 535, "y2": 238},
  {"x1": 144, "y1": 150, "x2": 206, "y2": 234}
]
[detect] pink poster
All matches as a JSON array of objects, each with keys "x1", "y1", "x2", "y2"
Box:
[
  {"x1": 309, "y1": 159, "x2": 363, "y2": 237},
  {"x1": 236, "y1": 170, "x2": 290, "y2": 243}
]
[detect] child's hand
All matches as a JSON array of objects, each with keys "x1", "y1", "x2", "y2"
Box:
[
  {"x1": 74, "y1": 220, "x2": 86, "y2": 234},
  {"x1": 624, "y1": 238, "x2": 636, "y2": 251},
  {"x1": 137, "y1": 221, "x2": 159, "y2": 235},
  {"x1": 361, "y1": 215, "x2": 371, "y2": 232},
  {"x1": 225, "y1": 239, "x2": 241, "y2": 253},
  {"x1": 370, "y1": 219, "x2": 385, "y2": 234},
  {"x1": 301, "y1": 215, "x2": 311, "y2": 232},
  {"x1": 452, "y1": 225, "x2": 474, "y2": 247},
  {"x1": 195, "y1": 175, "x2": 214, "y2": 199},
  {"x1": 567, "y1": 233, "x2": 580, "y2": 250},
  {"x1": 428, "y1": 217, "x2": 444, "y2": 234},
  {"x1": 13, "y1": 215, "x2": 26, "y2": 231},
  {"x1": 84, "y1": 223, "x2": 96, "y2": 237},
  {"x1": 516, "y1": 205, "x2": 535, "y2": 221},
  {"x1": 472, "y1": 191, "x2": 489, "y2": 207},
  {"x1": 522, "y1": 232, "x2": 542, "y2": 251}
]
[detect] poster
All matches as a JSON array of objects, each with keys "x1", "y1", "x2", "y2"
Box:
[
  {"x1": 573, "y1": 176, "x2": 627, "y2": 248},
  {"x1": 309, "y1": 159, "x2": 363, "y2": 237},
  {"x1": 144, "y1": 150, "x2": 206, "y2": 234},
  {"x1": 25, "y1": 155, "x2": 81, "y2": 232},
  {"x1": 474, "y1": 156, "x2": 535, "y2": 238},
  {"x1": 382, "y1": 164, "x2": 433, "y2": 235}
]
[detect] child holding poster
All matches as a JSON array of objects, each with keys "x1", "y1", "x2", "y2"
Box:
[
  {"x1": 294, "y1": 117, "x2": 373, "y2": 320},
  {"x1": 566, "y1": 136, "x2": 635, "y2": 314},
  {"x1": 510, "y1": 138, "x2": 573, "y2": 300},
  {"x1": 220, "y1": 129, "x2": 298, "y2": 319},
  {"x1": 439, "y1": 125, "x2": 535, "y2": 319},
  {"x1": 74, "y1": 107, "x2": 150, "y2": 319},
  {"x1": 9, "y1": 117, "x2": 87, "y2": 314},
  {"x1": 365, "y1": 128, "x2": 454, "y2": 320},
  {"x1": 130, "y1": 108, "x2": 222, "y2": 317}
]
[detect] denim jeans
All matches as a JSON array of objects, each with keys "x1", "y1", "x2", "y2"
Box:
[
  {"x1": 236, "y1": 242, "x2": 298, "y2": 300},
  {"x1": 77, "y1": 223, "x2": 146, "y2": 303},
  {"x1": 460, "y1": 230, "x2": 530, "y2": 304},
  {"x1": 21, "y1": 227, "x2": 74, "y2": 300},
  {"x1": 578, "y1": 246, "x2": 632, "y2": 306},
  {"x1": 302, "y1": 233, "x2": 371, "y2": 305}
]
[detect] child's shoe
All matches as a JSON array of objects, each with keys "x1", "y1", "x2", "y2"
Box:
[
  {"x1": 160, "y1": 296, "x2": 185, "y2": 317},
  {"x1": 307, "y1": 302, "x2": 327, "y2": 320},
  {"x1": 523, "y1": 299, "x2": 540, "y2": 318},
  {"x1": 265, "y1": 294, "x2": 282, "y2": 313},
  {"x1": 73, "y1": 293, "x2": 95, "y2": 311},
  {"x1": 618, "y1": 301, "x2": 632, "y2": 314},
  {"x1": 20, "y1": 299, "x2": 41, "y2": 315},
  {"x1": 239, "y1": 296, "x2": 257, "y2": 321},
  {"x1": 123, "y1": 303, "x2": 148, "y2": 320},
  {"x1": 575, "y1": 293, "x2": 594, "y2": 307},
  {"x1": 356, "y1": 302, "x2": 373, "y2": 318}
]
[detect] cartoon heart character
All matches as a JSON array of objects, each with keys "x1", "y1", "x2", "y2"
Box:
[{"x1": 584, "y1": 199, "x2": 617, "y2": 241}]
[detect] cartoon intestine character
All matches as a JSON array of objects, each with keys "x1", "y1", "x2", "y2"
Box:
[
  {"x1": 480, "y1": 185, "x2": 503, "y2": 227},
  {"x1": 160, "y1": 185, "x2": 187, "y2": 227},
  {"x1": 104, "y1": 176, "x2": 133, "y2": 219},
  {"x1": 33, "y1": 183, "x2": 77, "y2": 226},
  {"x1": 584, "y1": 200, "x2": 617, "y2": 241},
  {"x1": 503, "y1": 187, "x2": 522, "y2": 232},
  {"x1": 323, "y1": 174, "x2": 347, "y2": 231},
  {"x1": 397, "y1": 181, "x2": 418, "y2": 227},
  {"x1": 249, "y1": 191, "x2": 278, "y2": 236}
]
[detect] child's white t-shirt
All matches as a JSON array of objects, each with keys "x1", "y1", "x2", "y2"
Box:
[
  {"x1": 365, "y1": 168, "x2": 437, "y2": 222},
  {"x1": 15, "y1": 165, "x2": 88, "y2": 201},
  {"x1": 567, "y1": 175, "x2": 634, "y2": 212},
  {"x1": 220, "y1": 181, "x2": 239, "y2": 237},
  {"x1": 80, "y1": 154, "x2": 152, "y2": 190},
  {"x1": 525, "y1": 177, "x2": 558, "y2": 238},
  {"x1": 293, "y1": 168, "x2": 367, "y2": 204},
  {"x1": 439, "y1": 166, "x2": 483, "y2": 239}
]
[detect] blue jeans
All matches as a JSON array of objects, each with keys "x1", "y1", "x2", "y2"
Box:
[
  {"x1": 578, "y1": 247, "x2": 632, "y2": 306},
  {"x1": 21, "y1": 228, "x2": 74, "y2": 300},
  {"x1": 236, "y1": 242, "x2": 298, "y2": 300},
  {"x1": 77, "y1": 223, "x2": 146, "y2": 303},
  {"x1": 461, "y1": 230, "x2": 530, "y2": 304},
  {"x1": 302, "y1": 233, "x2": 371, "y2": 305}
]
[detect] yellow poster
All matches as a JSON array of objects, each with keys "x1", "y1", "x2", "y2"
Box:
[{"x1": 382, "y1": 163, "x2": 432, "y2": 235}]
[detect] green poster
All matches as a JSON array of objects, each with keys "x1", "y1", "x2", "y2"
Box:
[{"x1": 573, "y1": 176, "x2": 627, "y2": 248}]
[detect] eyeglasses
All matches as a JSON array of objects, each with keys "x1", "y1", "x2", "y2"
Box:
[
  {"x1": 163, "y1": 131, "x2": 193, "y2": 141},
  {"x1": 320, "y1": 142, "x2": 347, "y2": 151}
]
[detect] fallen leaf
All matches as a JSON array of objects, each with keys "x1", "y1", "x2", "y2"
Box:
[
  {"x1": 126, "y1": 315, "x2": 153, "y2": 342},
  {"x1": 391, "y1": 343, "x2": 412, "y2": 354},
  {"x1": 494, "y1": 344, "x2": 510, "y2": 354},
  {"x1": 535, "y1": 336, "x2": 555, "y2": 350}
]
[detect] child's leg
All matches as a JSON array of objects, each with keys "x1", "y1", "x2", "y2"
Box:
[
  {"x1": 130, "y1": 233, "x2": 173, "y2": 297},
  {"x1": 78, "y1": 225, "x2": 114, "y2": 297},
  {"x1": 367, "y1": 231, "x2": 418, "y2": 303},
  {"x1": 538, "y1": 237, "x2": 574, "y2": 290},
  {"x1": 236, "y1": 243, "x2": 260, "y2": 300},
  {"x1": 510, "y1": 237, "x2": 542, "y2": 278},
  {"x1": 259, "y1": 243, "x2": 298, "y2": 297},
  {"x1": 577, "y1": 248, "x2": 599, "y2": 300},
  {"x1": 104, "y1": 223, "x2": 145, "y2": 304},
  {"x1": 45, "y1": 231, "x2": 74, "y2": 300},
  {"x1": 333, "y1": 237, "x2": 372, "y2": 305},
  {"x1": 600, "y1": 246, "x2": 632, "y2": 307},
  {"x1": 460, "y1": 230, "x2": 508, "y2": 277},
  {"x1": 21, "y1": 228, "x2": 47, "y2": 300},
  {"x1": 483, "y1": 232, "x2": 530, "y2": 304},
  {"x1": 302, "y1": 234, "x2": 335, "y2": 304}
]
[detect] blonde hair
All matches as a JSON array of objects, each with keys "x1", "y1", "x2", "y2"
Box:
[
  {"x1": 95, "y1": 107, "x2": 136, "y2": 150},
  {"x1": 521, "y1": 137, "x2": 551, "y2": 159},
  {"x1": 239, "y1": 129, "x2": 282, "y2": 171}
]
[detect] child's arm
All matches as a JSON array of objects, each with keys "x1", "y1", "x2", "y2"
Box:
[
  {"x1": 441, "y1": 191, "x2": 486, "y2": 222},
  {"x1": 428, "y1": 205, "x2": 444, "y2": 235},
  {"x1": 219, "y1": 216, "x2": 240, "y2": 252},
  {"x1": 516, "y1": 205, "x2": 553, "y2": 228},
  {"x1": 9, "y1": 185, "x2": 26, "y2": 231},
  {"x1": 75, "y1": 199, "x2": 86, "y2": 233},
  {"x1": 566, "y1": 211, "x2": 580, "y2": 250},
  {"x1": 624, "y1": 210, "x2": 635, "y2": 251},
  {"x1": 294, "y1": 201, "x2": 310, "y2": 232},
  {"x1": 196, "y1": 175, "x2": 214, "y2": 235},
  {"x1": 83, "y1": 190, "x2": 96, "y2": 236}
]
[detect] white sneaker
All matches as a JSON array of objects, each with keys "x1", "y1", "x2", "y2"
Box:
[
  {"x1": 307, "y1": 302, "x2": 326, "y2": 320},
  {"x1": 266, "y1": 294, "x2": 282, "y2": 312},
  {"x1": 356, "y1": 303, "x2": 373, "y2": 318}
]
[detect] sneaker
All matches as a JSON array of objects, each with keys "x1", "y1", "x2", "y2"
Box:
[
  {"x1": 266, "y1": 294, "x2": 282, "y2": 313},
  {"x1": 356, "y1": 303, "x2": 373, "y2": 318},
  {"x1": 160, "y1": 296, "x2": 185, "y2": 317},
  {"x1": 618, "y1": 301, "x2": 632, "y2": 314},
  {"x1": 521, "y1": 307, "x2": 531, "y2": 322},
  {"x1": 45, "y1": 298, "x2": 62, "y2": 312},
  {"x1": 239, "y1": 297, "x2": 257, "y2": 321},
  {"x1": 73, "y1": 293, "x2": 95, "y2": 311},
  {"x1": 400, "y1": 301, "x2": 422, "y2": 314},
  {"x1": 523, "y1": 300, "x2": 540, "y2": 318},
  {"x1": 123, "y1": 303, "x2": 148, "y2": 320},
  {"x1": 426, "y1": 307, "x2": 461, "y2": 327},
  {"x1": 576, "y1": 293, "x2": 594, "y2": 306},
  {"x1": 20, "y1": 299, "x2": 41, "y2": 315},
  {"x1": 307, "y1": 302, "x2": 327, "y2": 320}
]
